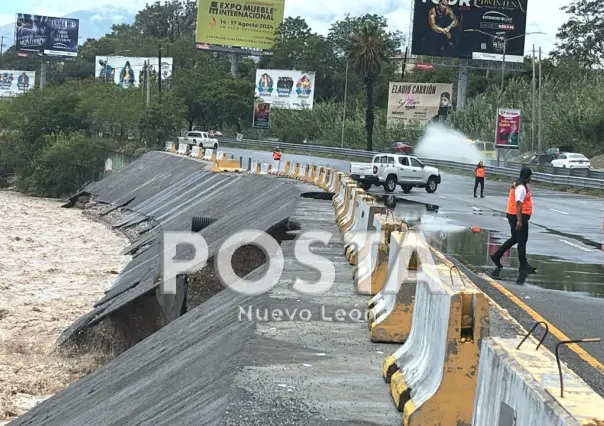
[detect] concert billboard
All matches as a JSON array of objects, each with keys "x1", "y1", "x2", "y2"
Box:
[
  {"x1": 196, "y1": 0, "x2": 285, "y2": 50},
  {"x1": 15, "y1": 14, "x2": 79, "y2": 57},
  {"x1": 95, "y1": 56, "x2": 173, "y2": 88},
  {"x1": 387, "y1": 82, "x2": 453, "y2": 126},
  {"x1": 255, "y1": 69, "x2": 315, "y2": 110},
  {"x1": 0, "y1": 70, "x2": 35, "y2": 96},
  {"x1": 411, "y1": 0, "x2": 529, "y2": 62}
]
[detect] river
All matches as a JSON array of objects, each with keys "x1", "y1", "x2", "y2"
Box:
[{"x1": 0, "y1": 190, "x2": 130, "y2": 423}]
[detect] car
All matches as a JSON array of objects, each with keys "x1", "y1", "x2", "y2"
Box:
[
  {"x1": 550, "y1": 152, "x2": 591, "y2": 169},
  {"x1": 177, "y1": 131, "x2": 219, "y2": 150},
  {"x1": 471, "y1": 140, "x2": 496, "y2": 161},
  {"x1": 373, "y1": 154, "x2": 442, "y2": 193},
  {"x1": 531, "y1": 145, "x2": 573, "y2": 166},
  {"x1": 391, "y1": 141, "x2": 414, "y2": 154},
  {"x1": 349, "y1": 156, "x2": 381, "y2": 190}
]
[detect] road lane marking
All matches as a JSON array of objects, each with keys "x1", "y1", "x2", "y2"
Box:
[
  {"x1": 438, "y1": 195, "x2": 447, "y2": 199},
  {"x1": 431, "y1": 247, "x2": 604, "y2": 375},
  {"x1": 558, "y1": 239, "x2": 592, "y2": 252},
  {"x1": 549, "y1": 208, "x2": 569, "y2": 215}
]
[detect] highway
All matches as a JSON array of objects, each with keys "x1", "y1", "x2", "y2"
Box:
[{"x1": 225, "y1": 146, "x2": 604, "y2": 394}]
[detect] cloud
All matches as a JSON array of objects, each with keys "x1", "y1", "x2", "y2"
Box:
[{"x1": 90, "y1": 14, "x2": 103, "y2": 22}]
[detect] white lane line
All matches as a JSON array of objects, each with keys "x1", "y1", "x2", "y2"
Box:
[
  {"x1": 558, "y1": 239, "x2": 592, "y2": 252},
  {"x1": 471, "y1": 206, "x2": 482, "y2": 211},
  {"x1": 549, "y1": 208, "x2": 569, "y2": 215},
  {"x1": 438, "y1": 195, "x2": 447, "y2": 199}
]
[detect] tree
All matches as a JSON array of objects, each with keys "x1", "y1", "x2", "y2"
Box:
[
  {"x1": 134, "y1": 0, "x2": 198, "y2": 42},
  {"x1": 551, "y1": 0, "x2": 604, "y2": 68},
  {"x1": 347, "y1": 19, "x2": 400, "y2": 151}
]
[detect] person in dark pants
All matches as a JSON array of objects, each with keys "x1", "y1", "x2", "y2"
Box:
[
  {"x1": 473, "y1": 161, "x2": 485, "y2": 198},
  {"x1": 490, "y1": 167, "x2": 537, "y2": 284}
]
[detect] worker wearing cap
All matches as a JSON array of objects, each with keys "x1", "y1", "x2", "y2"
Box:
[
  {"x1": 272, "y1": 147, "x2": 282, "y2": 172},
  {"x1": 490, "y1": 167, "x2": 537, "y2": 283}
]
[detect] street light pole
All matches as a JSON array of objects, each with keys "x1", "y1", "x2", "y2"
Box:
[
  {"x1": 501, "y1": 38, "x2": 506, "y2": 91},
  {"x1": 341, "y1": 59, "x2": 349, "y2": 149}
]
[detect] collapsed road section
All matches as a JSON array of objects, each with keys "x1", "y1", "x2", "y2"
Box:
[{"x1": 57, "y1": 151, "x2": 300, "y2": 356}]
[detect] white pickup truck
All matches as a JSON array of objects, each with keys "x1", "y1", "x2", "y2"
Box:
[
  {"x1": 177, "y1": 131, "x2": 218, "y2": 150},
  {"x1": 350, "y1": 154, "x2": 441, "y2": 193}
]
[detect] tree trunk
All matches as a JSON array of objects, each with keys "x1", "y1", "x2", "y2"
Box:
[{"x1": 365, "y1": 78, "x2": 374, "y2": 152}]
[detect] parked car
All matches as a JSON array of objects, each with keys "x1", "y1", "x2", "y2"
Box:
[
  {"x1": 373, "y1": 154, "x2": 441, "y2": 193},
  {"x1": 391, "y1": 141, "x2": 414, "y2": 154},
  {"x1": 531, "y1": 146, "x2": 573, "y2": 166},
  {"x1": 550, "y1": 153, "x2": 591, "y2": 169}
]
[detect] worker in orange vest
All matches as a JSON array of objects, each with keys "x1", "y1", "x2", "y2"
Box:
[
  {"x1": 272, "y1": 147, "x2": 282, "y2": 172},
  {"x1": 490, "y1": 167, "x2": 537, "y2": 283},
  {"x1": 473, "y1": 161, "x2": 485, "y2": 198}
]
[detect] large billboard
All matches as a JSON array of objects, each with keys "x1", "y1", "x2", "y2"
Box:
[
  {"x1": 387, "y1": 82, "x2": 454, "y2": 126},
  {"x1": 15, "y1": 14, "x2": 79, "y2": 57},
  {"x1": 411, "y1": 0, "x2": 528, "y2": 62},
  {"x1": 254, "y1": 69, "x2": 315, "y2": 110},
  {"x1": 495, "y1": 108, "x2": 520, "y2": 149},
  {"x1": 0, "y1": 70, "x2": 36, "y2": 96},
  {"x1": 95, "y1": 56, "x2": 173, "y2": 88},
  {"x1": 196, "y1": 0, "x2": 285, "y2": 50}
]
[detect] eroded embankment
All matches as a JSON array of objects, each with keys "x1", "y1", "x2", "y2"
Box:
[{"x1": 0, "y1": 190, "x2": 130, "y2": 423}]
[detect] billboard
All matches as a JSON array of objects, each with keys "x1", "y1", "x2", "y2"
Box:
[
  {"x1": 0, "y1": 70, "x2": 35, "y2": 96},
  {"x1": 387, "y1": 82, "x2": 453, "y2": 126},
  {"x1": 255, "y1": 69, "x2": 315, "y2": 110},
  {"x1": 15, "y1": 14, "x2": 79, "y2": 57},
  {"x1": 252, "y1": 100, "x2": 271, "y2": 129},
  {"x1": 495, "y1": 108, "x2": 520, "y2": 149},
  {"x1": 95, "y1": 56, "x2": 173, "y2": 88},
  {"x1": 196, "y1": 0, "x2": 285, "y2": 50},
  {"x1": 411, "y1": 0, "x2": 529, "y2": 62}
]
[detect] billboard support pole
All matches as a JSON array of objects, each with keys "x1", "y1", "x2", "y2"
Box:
[
  {"x1": 531, "y1": 45, "x2": 536, "y2": 152},
  {"x1": 231, "y1": 53, "x2": 239, "y2": 78},
  {"x1": 538, "y1": 46, "x2": 542, "y2": 152},
  {"x1": 39, "y1": 60, "x2": 47, "y2": 89},
  {"x1": 457, "y1": 59, "x2": 468, "y2": 110},
  {"x1": 158, "y1": 44, "x2": 162, "y2": 93},
  {"x1": 501, "y1": 39, "x2": 506, "y2": 92}
]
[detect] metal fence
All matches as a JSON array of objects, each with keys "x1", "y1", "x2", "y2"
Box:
[{"x1": 216, "y1": 137, "x2": 604, "y2": 190}]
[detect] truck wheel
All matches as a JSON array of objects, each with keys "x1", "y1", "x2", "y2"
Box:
[
  {"x1": 362, "y1": 182, "x2": 371, "y2": 191},
  {"x1": 401, "y1": 185, "x2": 412, "y2": 194},
  {"x1": 425, "y1": 177, "x2": 438, "y2": 193},
  {"x1": 383, "y1": 175, "x2": 397, "y2": 193}
]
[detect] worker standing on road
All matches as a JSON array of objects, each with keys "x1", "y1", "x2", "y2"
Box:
[
  {"x1": 473, "y1": 161, "x2": 485, "y2": 198},
  {"x1": 272, "y1": 147, "x2": 282, "y2": 171},
  {"x1": 490, "y1": 167, "x2": 537, "y2": 284}
]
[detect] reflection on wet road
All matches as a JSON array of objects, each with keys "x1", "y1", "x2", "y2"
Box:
[{"x1": 378, "y1": 195, "x2": 604, "y2": 298}]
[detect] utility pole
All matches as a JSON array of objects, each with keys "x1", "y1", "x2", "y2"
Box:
[
  {"x1": 341, "y1": 59, "x2": 349, "y2": 148},
  {"x1": 158, "y1": 43, "x2": 162, "y2": 93},
  {"x1": 0, "y1": 36, "x2": 5, "y2": 68},
  {"x1": 146, "y1": 60, "x2": 150, "y2": 107},
  {"x1": 538, "y1": 46, "x2": 543, "y2": 152},
  {"x1": 531, "y1": 45, "x2": 536, "y2": 151},
  {"x1": 501, "y1": 38, "x2": 506, "y2": 92},
  {"x1": 39, "y1": 61, "x2": 47, "y2": 89},
  {"x1": 231, "y1": 53, "x2": 239, "y2": 78},
  {"x1": 401, "y1": 47, "x2": 408, "y2": 79}
]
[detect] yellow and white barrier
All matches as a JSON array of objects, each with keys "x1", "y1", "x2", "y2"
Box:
[
  {"x1": 202, "y1": 148, "x2": 213, "y2": 161},
  {"x1": 259, "y1": 163, "x2": 269, "y2": 175},
  {"x1": 248, "y1": 161, "x2": 260, "y2": 174},
  {"x1": 212, "y1": 157, "x2": 244, "y2": 173},
  {"x1": 383, "y1": 273, "x2": 489, "y2": 425},
  {"x1": 288, "y1": 163, "x2": 299, "y2": 178},
  {"x1": 343, "y1": 200, "x2": 384, "y2": 265},
  {"x1": 177, "y1": 143, "x2": 189, "y2": 155},
  {"x1": 216, "y1": 150, "x2": 225, "y2": 161},
  {"x1": 164, "y1": 141, "x2": 175, "y2": 151},
  {"x1": 189, "y1": 145, "x2": 202, "y2": 159}
]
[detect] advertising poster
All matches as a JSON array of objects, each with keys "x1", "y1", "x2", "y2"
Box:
[
  {"x1": 15, "y1": 14, "x2": 79, "y2": 57},
  {"x1": 495, "y1": 108, "x2": 520, "y2": 149},
  {"x1": 253, "y1": 100, "x2": 271, "y2": 129},
  {"x1": 411, "y1": 0, "x2": 529, "y2": 62},
  {"x1": 0, "y1": 70, "x2": 36, "y2": 97},
  {"x1": 255, "y1": 69, "x2": 315, "y2": 110},
  {"x1": 196, "y1": 0, "x2": 285, "y2": 50},
  {"x1": 94, "y1": 56, "x2": 173, "y2": 88},
  {"x1": 386, "y1": 82, "x2": 453, "y2": 126}
]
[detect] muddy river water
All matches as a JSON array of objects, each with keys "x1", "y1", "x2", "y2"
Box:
[{"x1": 0, "y1": 190, "x2": 129, "y2": 423}]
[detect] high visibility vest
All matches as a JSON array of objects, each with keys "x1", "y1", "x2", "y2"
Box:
[
  {"x1": 506, "y1": 184, "x2": 533, "y2": 215},
  {"x1": 476, "y1": 167, "x2": 485, "y2": 178},
  {"x1": 273, "y1": 152, "x2": 282, "y2": 160}
]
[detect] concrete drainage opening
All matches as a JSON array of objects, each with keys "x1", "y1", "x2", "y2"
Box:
[
  {"x1": 300, "y1": 192, "x2": 334, "y2": 200},
  {"x1": 191, "y1": 217, "x2": 217, "y2": 232}
]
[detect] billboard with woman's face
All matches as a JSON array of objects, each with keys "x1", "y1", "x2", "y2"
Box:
[{"x1": 95, "y1": 56, "x2": 173, "y2": 88}]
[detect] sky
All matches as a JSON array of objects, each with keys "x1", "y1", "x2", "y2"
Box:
[{"x1": 0, "y1": 0, "x2": 567, "y2": 56}]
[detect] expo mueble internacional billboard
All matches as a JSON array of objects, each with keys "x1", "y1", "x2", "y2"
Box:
[
  {"x1": 196, "y1": 0, "x2": 285, "y2": 50},
  {"x1": 411, "y1": 0, "x2": 529, "y2": 63},
  {"x1": 15, "y1": 13, "x2": 79, "y2": 57}
]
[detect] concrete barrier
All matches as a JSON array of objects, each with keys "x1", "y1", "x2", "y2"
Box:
[
  {"x1": 297, "y1": 164, "x2": 308, "y2": 181},
  {"x1": 368, "y1": 230, "x2": 435, "y2": 344},
  {"x1": 164, "y1": 141, "x2": 175, "y2": 151},
  {"x1": 189, "y1": 146, "x2": 202, "y2": 158},
  {"x1": 202, "y1": 149, "x2": 213, "y2": 161},
  {"x1": 336, "y1": 185, "x2": 361, "y2": 225},
  {"x1": 329, "y1": 172, "x2": 343, "y2": 193},
  {"x1": 472, "y1": 336, "x2": 604, "y2": 426},
  {"x1": 212, "y1": 158, "x2": 244, "y2": 173},
  {"x1": 315, "y1": 166, "x2": 325, "y2": 187},
  {"x1": 248, "y1": 161, "x2": 259, "y2": 174},
  {"x1": 177, "y1": 143, "x2": 189, "y2": 155},
  {"x1": 216, "y1": 150, "x2": 225, "y2": 161},
  {"x1": 279, "y1": 161, "x2": 291, "y2": 176},
  {"x1": 309, "y1": 165, "x2": 318, "y2": 182},
  {"x1": 343, "y1": 201, "x2": 384, "y2": 266},
  {"x1": 289, "y1": 163, "x2": 299, "y2": 178},
  {"x1": 334, "y1": 181, "x2": 355, "y2": 215},
  {"x1": 333, "y1": 178, "x2": 351, "y2": 208},
  {"x1": 382, "y1": 274, "x2": 489, "y2": 426},
  {"x1": 259, "y1": 163, "x2": 269, "y2": 175},
  {"x1": 355, "y1": 214, "x2": 403, "y2": 295},
  {"x1": 340, "y1": 191, "x2": 371, "y2": 233}
]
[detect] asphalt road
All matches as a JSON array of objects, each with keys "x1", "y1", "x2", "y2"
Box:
[{"x1": 223, "y1": 146, "x2": 604, "y2": 395}]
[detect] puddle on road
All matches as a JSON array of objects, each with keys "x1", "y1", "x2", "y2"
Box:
[{"x1": 377, "y1": 195, "x2": 604, "y2": 299}]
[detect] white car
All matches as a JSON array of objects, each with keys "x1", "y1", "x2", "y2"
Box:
[
  {"x1": 177, "y1": 131, "x2": 218, "y2": 150},
  {"x1": 373, "y1": 154, "x2": 442, "y2": 193},
  {"x1": 550, "y1": 153, "x2": 591, "y2": 169}
]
